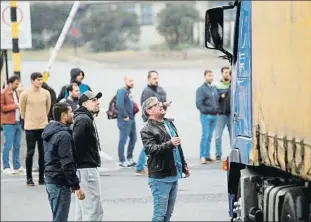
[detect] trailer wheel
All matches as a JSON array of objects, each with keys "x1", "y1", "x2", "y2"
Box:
[{"x1": 280, "y1": 189, "x2": 309, "y2": 222}]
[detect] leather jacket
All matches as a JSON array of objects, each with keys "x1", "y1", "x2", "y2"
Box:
[{"x1": 140, "y1": 118, "x2": 188, "y2": 178}]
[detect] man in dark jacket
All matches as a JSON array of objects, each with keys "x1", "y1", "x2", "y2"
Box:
[
  {"x1": 214, "y1": 67, "x2": 231, "y2": 161},
  {"x1": 42, "y1": 102, "x2": 85, "y2": 222},
  {"x1": 116, "y1": 75, "x2": 137, "y2": 167},
  {"x1": 57, "y1": 68, "x2": 91, "y2": 102},
  {"x1": 195, "y1": 70, "x2": 219, "y2": 164},
  {"x1": 136, "y1": 70, "x2": 171, "y2": 175},
  {"x1": 141, "y1": 96, "x2": 190, "y2": 221},
  {"x1": 73, "y1": 90, "x2": 104, "y2": 221},
  {"x1": 42, "y1": 82, "x2": 57, "y2": 121},
  {"x1": 60, "y1": 82, "x2": 80, "y2": 111}
]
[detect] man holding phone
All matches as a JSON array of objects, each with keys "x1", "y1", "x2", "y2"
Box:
[
  {"x1": 136, "y1": 70, "x2": 171, "y2": 175},
  {"x1": 141, "y1": 97, "x2": 190, "y2": 221}
]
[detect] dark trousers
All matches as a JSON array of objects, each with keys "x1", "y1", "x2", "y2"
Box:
[{"x1": 25, "y1": 129, "x2": 44, "y2": 179}]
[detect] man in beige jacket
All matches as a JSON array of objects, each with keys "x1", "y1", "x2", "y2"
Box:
[{"x1": 20, "y1": 72, "x2": 51, "y2": 186}]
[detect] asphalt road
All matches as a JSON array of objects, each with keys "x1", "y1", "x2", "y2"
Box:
[{"x1": 1, "y1": 58, "x2": 231, "y2": 221}]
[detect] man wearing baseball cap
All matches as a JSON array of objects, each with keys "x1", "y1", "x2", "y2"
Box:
[{"x1": 72, "y1": 90, "x2": 104, "y2": 221}]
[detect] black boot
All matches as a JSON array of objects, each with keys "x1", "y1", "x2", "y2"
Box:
[
  {"x1": 26, "y1": 178, "x2": 35, "y2": 186},
  {"x1": 38, "y1": 178, "x2": 45, "y2": 185}
]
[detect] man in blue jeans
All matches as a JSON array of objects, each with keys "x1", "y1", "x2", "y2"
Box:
[
  {"x1": 116, "y1": 75, "x2": 137, "y2": 167},
  {"x1": 0, "y1": 75, "x2": 24, "y2": 174},
  {"x1": 214, "y1": 67, "x2": 232, "y2": 161},
  {"x1": 195, "y1": 70, "x2": 219, "y2": 164},
  {"x1": 140, "y1": 97, "x2": 190, "y2": 221},
  {"x1": 136, "y1": 70, "x2": 171, "y2": 175},
  {"x1": 42, "y1": 102, "x2": 85, "y2": 222}
]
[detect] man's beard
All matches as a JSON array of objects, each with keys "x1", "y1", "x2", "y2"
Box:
[{"x1": 224, "y1": 77, "x2": 230, "y2": 82}]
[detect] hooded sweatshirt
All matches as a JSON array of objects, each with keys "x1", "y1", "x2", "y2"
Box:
[
  {"x1": 56, "y1": 68, "x2": 92, "y2": 102},
  {"x1": 42, "y1": 121, "x2": 80, "y2": 190},
  {"x1": 73, "y1": 106, "x2": 101, "y2": 168}
]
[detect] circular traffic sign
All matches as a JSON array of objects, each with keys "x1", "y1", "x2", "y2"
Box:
[{"x1": 1, "y1": 6, "x2": 24, "y2": 26}]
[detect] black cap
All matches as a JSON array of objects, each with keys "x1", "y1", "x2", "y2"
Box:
[{"x1": 79, "y1": 90, "x2": 102, "y2": 106}]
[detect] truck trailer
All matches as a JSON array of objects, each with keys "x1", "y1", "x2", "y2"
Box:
[{"x1": 205, "y1": 1, "x2": 311, "y2": 221}]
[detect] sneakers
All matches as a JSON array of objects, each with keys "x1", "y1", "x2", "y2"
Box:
[
  {"x1": 205, "y1": 158, "x2": 214, "y2": 162},
  {"x1": 119, "y1": 162, "x2": 129, "y2": 168},
  {"x1": 136, "y1": 169, "x2": 148, "y2": 176},
  {"x1": 13, "y1": 167, "x2": 26, "y2": 175},
  {"x1": 26, "y1": 178, "x2": 35, "y2": 186},
  {"x1": 2, "y1": 168, "x2": 13, "y2": 175},
  {"x1": 215, "y1": 157, "x2": 221, "y2": 163},
  {"x1": 127, "y1": 159, "x2": 136, "y2": 167},
  {"x1": 200, "y1": 157, "x2": 207, "y2": 164}
]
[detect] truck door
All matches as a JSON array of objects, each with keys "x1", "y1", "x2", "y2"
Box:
[{"x1": 231, "y1": 1, "x2": 252, "y2": 165}]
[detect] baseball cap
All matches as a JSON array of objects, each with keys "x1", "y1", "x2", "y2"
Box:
[{"x1": 79, "y1": 90, "x2": 102, "y2": 105}]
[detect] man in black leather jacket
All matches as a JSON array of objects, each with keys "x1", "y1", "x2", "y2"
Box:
[{"x1": 140, "y1": 97, "x2": 190, "y2": 221}]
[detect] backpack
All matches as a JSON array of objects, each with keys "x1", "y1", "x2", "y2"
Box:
[
  {"x1": 106, "y1": 94, "x2": 140, "y2": 120},
  {"x1": 106, "y1": 95, "x2": 118, "y2": 119}
]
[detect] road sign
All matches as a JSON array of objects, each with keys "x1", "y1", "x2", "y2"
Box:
[{"x1": 1, "y1": 1, "x2": 32, "y2": 49}]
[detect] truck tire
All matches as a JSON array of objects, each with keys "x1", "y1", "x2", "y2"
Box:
[{"x1": 280, "y1": 189, "x2": 309, "y2": 222}]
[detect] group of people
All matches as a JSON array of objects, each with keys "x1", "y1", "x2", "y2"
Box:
[
  {"x1": 0, "y1": 66, "x2": 231, "y2": 221},
  {"x1": 1, "y1": 70, "x2": 104, "y2": 221},
  {"x1": 196, "y1": 66, "x2": 232, "y2": 164}
]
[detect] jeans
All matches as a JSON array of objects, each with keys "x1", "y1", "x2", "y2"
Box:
[
  {"x1": 215, "y1": 115, "x2": 232, "y2": 159},
  {"x1": 25, "y1": 129, "x2": 45, "y2": 179},
  {"x1": 136, "y1": 147, "x2": 147, "y2": 171},
  {"x1": 75, "y1": 168, "x2": 104, "y2": 221},
  {"x1": 149, "y1": 180, "x2": 178, "y2": 222},
  {"x1": 199, "y1": 113, "x2": 217, "y2": 159},
  {"x1": 2, "y1": 122, "x2": 22, "y2": 169},
  {"x1": 46, "y1": 184, "x2": 71, "y2": 222},
  {"x1": 117, "y1": 119, "x2": 137, "y2": 163}
]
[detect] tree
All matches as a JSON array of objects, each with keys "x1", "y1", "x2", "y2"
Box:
[
  {"x1": 157, "y1": 4, "x2": 200, "y2": 50},
  {"x1": 30, "y1": 3, "x2": 72, "y2": 47},
  {"x1": 79, "y1": 5, "x2": 140, "y2": 52}
]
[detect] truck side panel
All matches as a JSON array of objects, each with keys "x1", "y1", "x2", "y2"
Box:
[{"x1": 249, "y1": 1, "x2": 311, "y2": 180}]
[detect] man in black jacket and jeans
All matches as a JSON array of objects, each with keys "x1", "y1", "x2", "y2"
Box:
[
  {"x1": 42, "y1": 102, "x2": 85, "y2": 222},
  {"x1": 136, "y1": 70, "x2": 171, "y2": 175},
  {"x1": 195, "y1": 70, "x2": 219, "y2": 164},
  {"x1": 73, "y1": 90, "x2": 104, "y2": 221},
  {"x1": 141, "y1": 97, "x2": 190, "y2": 221}
]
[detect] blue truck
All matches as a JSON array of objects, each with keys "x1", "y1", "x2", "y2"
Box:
[{"x1": 205, "y1": 1, "x2": 311, "y2": 221}]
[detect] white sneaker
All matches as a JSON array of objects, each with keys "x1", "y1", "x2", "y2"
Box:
[
  {"x1": 2, "y1": 168, "x2": 13, "y2": 175},
  {"x1": 13, "y1": 167, "x2": 26, "y2": 175},
  {"x1": 119, "y1": 162, "x2": 129, "y2": 168},
  {"x1": 127, "y1": 159, "x2": 136, "y2": 167}
]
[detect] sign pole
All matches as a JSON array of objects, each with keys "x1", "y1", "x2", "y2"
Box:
[
  {"x1": 9, "y1": 0, "x2": 21, "y2": 78},
  {"x1": 4, "y1": 50, "x2": 9, "y2": 82}
]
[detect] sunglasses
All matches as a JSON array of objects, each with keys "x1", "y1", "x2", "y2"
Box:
[{"x1": 148, "y1": 102, "x2": 161, "y2": 109}]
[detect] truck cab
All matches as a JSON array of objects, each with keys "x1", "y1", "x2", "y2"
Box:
[{"x1": 205, "y1": 1, "x2": 311, "y2": 221}]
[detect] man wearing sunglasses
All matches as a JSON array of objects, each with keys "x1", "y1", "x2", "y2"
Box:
[{"x1": 140, "y1": 97, "x2": 190, "y2": 221}]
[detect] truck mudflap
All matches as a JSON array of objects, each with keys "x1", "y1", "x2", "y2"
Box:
[{"x1": 248, "y1": 125, "x2": 311, "y2": 181}]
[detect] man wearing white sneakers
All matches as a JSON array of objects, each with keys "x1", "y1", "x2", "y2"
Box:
[{"x1": 0, "y1": 75, "x2": 25, "y2": 175}]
